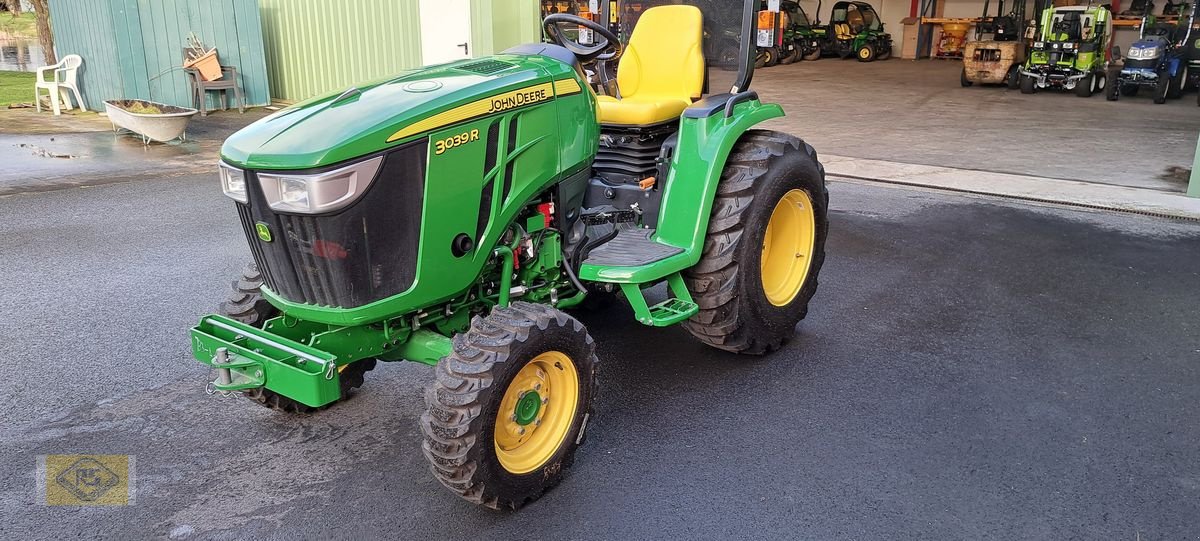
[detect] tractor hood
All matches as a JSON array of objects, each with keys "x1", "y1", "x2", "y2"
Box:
[{"x1": 221, "y1": 54, "x2": 575, "y2": 170}]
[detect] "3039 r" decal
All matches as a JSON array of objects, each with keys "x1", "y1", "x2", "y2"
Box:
[{"x1": 434, "y1": 129, "x2": 480, "y2": 155}]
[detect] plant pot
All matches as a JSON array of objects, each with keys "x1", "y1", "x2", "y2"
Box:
[{"x1": 184, "y1": 49, "x2": 223, "y2": 81}]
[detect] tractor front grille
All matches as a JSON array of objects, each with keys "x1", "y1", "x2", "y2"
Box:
[{"x1": 235, "y1": 141, "x2": 428, "y2": 309}]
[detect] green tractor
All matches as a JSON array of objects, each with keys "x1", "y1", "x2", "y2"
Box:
[
  {"x1": 194, "y1": 0, "x2": 828, "y2": 510},
  {"x1": 1019, "y1": 4, "x2": 1114, "y2": 96},
  {"x1": 820, "y1": 0, "x2": 892, "y2": 61}
]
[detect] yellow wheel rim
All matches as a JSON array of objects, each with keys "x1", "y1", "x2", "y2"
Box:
[
  {"x1": 494, "y1": 351, "x2": 580, "y2": 474},
  {"x1": 859, "y1": 48, "x2": 870, "y2": 59},
  {"x1": 760, "y1": 189, "x2": 817, "y2": 307}
]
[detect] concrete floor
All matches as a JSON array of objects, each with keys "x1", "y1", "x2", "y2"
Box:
[
  {"x1": 1, "y1": 174, "x2": 1198, "y2": 538},
  {"x1": 752, "y1": 59, "x2": 1200, "y2": 193}
]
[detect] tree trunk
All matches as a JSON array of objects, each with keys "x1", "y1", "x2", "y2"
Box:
[{"x1": 30, "y1": 0, "x2": 56, "y2": 66}]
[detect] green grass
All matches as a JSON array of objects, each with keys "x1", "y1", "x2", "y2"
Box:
[
  {"x1": 0, "y1": 12, "x2": 38, "y2": 39},
  {"x1": 0, "y1": 70, "x2": 36, "y2": 107}
]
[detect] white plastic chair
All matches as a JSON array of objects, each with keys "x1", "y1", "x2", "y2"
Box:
[{"x1": 35, "y1": 54, "x2": 87, "y2": 116}]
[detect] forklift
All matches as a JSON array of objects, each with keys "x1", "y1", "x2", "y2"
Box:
[{"x1": 961, "y1": 0, "x2": 1029, "y2": 87}]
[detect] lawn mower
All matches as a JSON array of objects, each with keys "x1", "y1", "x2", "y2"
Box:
[
  {"x1": 961, "y1": 0, "x2": 1028, "y2": 88},
  {"x1": 819, "y1": 0, "x2": 893, "y2": 61},
  {"x1": 1105, "y1": 15, "x2": 1182, "y2": 102},
  {"x1": 192, "y1": 0, "x2": 828, "y2": 510},
  {"x1": 1019, "y1": 4, "x2": 1113, "y2": 96},
  {"x1": 780, "y1": 0, "x2": 829, "y2": 62}
]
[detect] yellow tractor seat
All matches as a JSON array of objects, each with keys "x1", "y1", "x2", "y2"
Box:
[
  {"x1": 834, "y1": 23, "x2": 853, "y2": 40},
  {"x1": 597, "y1": 5, "x2": 705, "y2": 126}
]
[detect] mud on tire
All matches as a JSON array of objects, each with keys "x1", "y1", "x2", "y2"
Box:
[
  {"x1": 682, "y1": 130, "x2": 829, "y2": 355},
  {"x1": 421, "y1": 302, "x2": 598, "y2": 510}
]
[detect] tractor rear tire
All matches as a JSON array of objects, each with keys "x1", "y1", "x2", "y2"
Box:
[
  {"x1": 1075, "y1": 74, "x2": 1094, "y2": 97},
  {"x1": 961, "y1": 68, "x2": 973, "y2": 87},
  {"x1": 1020, "y1": 74, "x2": 1035, "y2": 94},
  {"x1": 682, "y1": 131, "x2": 828, "y2": 355},
  {"x1": 1168, "y1": 65, "x2": 1188, "y2": 99},
  {"x1": 219, "y1": 262, "x2": 374, "y2": 414},
  {"x1": 421, "y1": 302, "x2": 598, "y2": 510}
]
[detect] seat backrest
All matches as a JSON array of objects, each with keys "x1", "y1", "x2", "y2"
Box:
[
  {"x1": 835, "y1": 23, "x2": 853, "y2": 39},
  {"x1": 60, "y1": 54, "x2": 83, "y2": 85},
  {"x1": 616, "y1": 5, "x2": 704, "y2": 100}
]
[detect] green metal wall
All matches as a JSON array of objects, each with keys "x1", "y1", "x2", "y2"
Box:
[
  {"x1": 258, "y1": 0, "x2": 541, "y2": 102},
  {"x1": 48, "y1": 0, "x2": 271, "y2": 111}
]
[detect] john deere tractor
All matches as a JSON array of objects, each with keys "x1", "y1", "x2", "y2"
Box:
[
  {"x1": 1019, "y1": 4, "x2": 1113, "y2": 96},
  {"x1": 193, "y1": 0, "x2": 828, "y2": 510},
  {"x1": 821, "y1": 0, "x2": 893, "y2": 61}
]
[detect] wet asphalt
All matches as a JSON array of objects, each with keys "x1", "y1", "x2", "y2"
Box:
[{"x1": 0, "y1": 174, "x2": 1198, "y2": 539}]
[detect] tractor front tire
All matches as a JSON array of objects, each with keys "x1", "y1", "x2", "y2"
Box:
[
  {"x1": 961, "y1": 68, "x2": 974, "y2": 87},
  {"x1": 1007, "y1": 66, "x2": 1021, "y2": 90},
  {"x1": 421, "y1": 302, "x2": 598, "y2": 510},
  {"x1": 803, "y1": 45, "x2": 822, "y2": 61},
  {"x1": 877, "y1": 45, "x2": 891, "y2": 60},
  {"x1": 1154, "y1": 71, "x2": 1170, "y2": 104},
  {"x1": 682, "y1": 131, "x2": 828, "y2": 355},
  {"x1": 1020, "y1": 74, "x2": 1035, "y2": 94},
  {"x1": 1075, "y1": 74, "x2": 1095, "y2": 97},
  {"x1": 219, "y1": 262, "x2": 374, "y2": 414}
]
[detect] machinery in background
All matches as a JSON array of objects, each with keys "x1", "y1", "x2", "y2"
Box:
[
  {"x1": 1020, "y1": 4, "x2": 1113, "y2": 96},
  {"x1": 778, "y1": 0, "x2": 828, "y2": 63},
  {"x1": 820, "y1": 1, "x2": 893, "y2": 61},
  {"x1": 1120, "y1": 0, "x2": 1156, "y2": 17},
  {"x1": 962, "y1": 0, "x2": 1029, "y2": 87},
  {"x1": 1106, "y1": 15, "x2": 1179, "y2": 102}
]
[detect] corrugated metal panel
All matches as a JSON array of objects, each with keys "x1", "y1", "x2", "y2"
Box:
[
  {"x1": 470, "y1": 0, "x2": 542, "y2": 57},
  {"x1": 258, "y1": 0, "x2": 423, "y2": 102},
  {"x1": 47, "y1": 0, "x2": 270, "y2": 111}
]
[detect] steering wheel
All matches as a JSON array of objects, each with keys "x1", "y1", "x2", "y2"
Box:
[{"x1": 543, "y1": 14, "x2": 622, "y2": 62}]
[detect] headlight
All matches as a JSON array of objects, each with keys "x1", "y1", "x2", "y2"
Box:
[
  {"x1": 1061, "y1": 42, "x2": 1075, "y2": 50},
  {"x1": 219, "y1": 161, "x2": 247, "y2": 203},
  {"x1": 257, "y1": 156, "x2": 384, "y2": 214},
  {"x1": 1129, "y1": 47, "x2": 1160, "y2": 59},
  {"x1": 1034, "y1": 41, "x2": 1045, "y2": 49}
]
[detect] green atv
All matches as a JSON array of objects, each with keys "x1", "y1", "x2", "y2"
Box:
[
  {"x1": 193, "y1": 0, "x2": 828, "y2": 510},
  {"x1": 1019, "y1": 4, "x2": 1114, "y2": 96},
  {"x1": 820, "y1": 0, "x2": 893, "y2": 61}
]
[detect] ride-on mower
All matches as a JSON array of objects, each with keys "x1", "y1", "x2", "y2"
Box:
[
  {"x1": 779, "y1": 0, "x2": 829, "y2": 63},
  {"x1": 1105, "y1": 15, "x2": 1182, "y2": 103},
  {"x1": 961, "y1": 0, "x2": 1028, "y2": 88},
  {"x1": 192, "y1": 0, "x2": 828, "y2": 510},
  {"x1": 821, "y1": 1, "x2": 893, "y2": 61},
  {"x1": 1019, "y1": 4, "x2": 1113, "y2": 96}
]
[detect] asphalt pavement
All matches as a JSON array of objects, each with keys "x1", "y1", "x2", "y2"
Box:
[{"x1": 1, "y1": 174, "x2": 1198, "y2": 539}]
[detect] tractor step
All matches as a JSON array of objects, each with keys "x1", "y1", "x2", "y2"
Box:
[
  {"x1": 582, "y1": 228, "x2": 683, "y2": 268},
  {"x1": 617, "y1": 272, "x2": 698, "y2": 327}
]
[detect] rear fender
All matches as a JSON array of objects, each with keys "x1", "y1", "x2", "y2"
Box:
[
  {"x1": 579, "y1": 96, "x2": 782, "y2": 284},
  {"x1": 655, "y1": 98, "x2": 782, "y2": 257}
]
